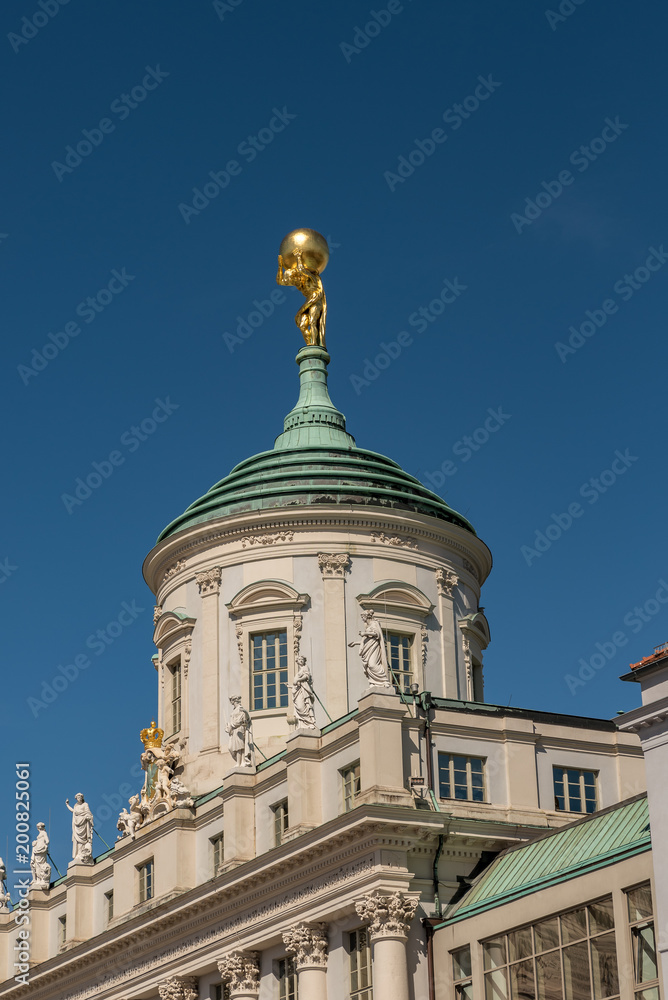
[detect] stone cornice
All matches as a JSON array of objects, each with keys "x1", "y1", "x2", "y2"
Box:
[
  {"x1": 144, "y1": 509, "x2": 491, "y2": 596},
  {"x1": 617, "y1": 695, "x2": 668, "y2": 736}
]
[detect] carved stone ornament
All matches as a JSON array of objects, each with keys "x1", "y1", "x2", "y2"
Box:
[
  {"x1": 217, "y1": 951, "x2": 261, "y2": 993},
  {"x1": 283, "y1": 922, "x2": 329, "y2": 969},
  {"x1": 153, "y1": 604, "x2": 163, "y2": 625},
  {"x1": 370, "y1": 531, "x2": 418, "y2": 549},
  {"x1": 117, "y1": 732, "x2": 192, "y2": 839},
  {"x1": 463, "y1": 558, "x2": 478, "y2": 580},
  {"x1": 436, "y1": 567, "x2": 459, "y2": 597},
  {"x1": 241, "y1": 530, "x2": 294, "y2": 547},
  {"x1": 162, "y1": 559, "x2": 185, "y2": 585},
  {"x1": 158, "y1": 977, "x2": 198, "y2": 1000},
  {"x1": 235, "y1": 621, "x2": 244, "y2": 666},
  {"x1": 421, "y1": 624, "x2": 428, "y2": 667},
  {"x1": 355, "y1": 891, "x2": 419, "y2": 939},
  {"x1": 196, "y1": 566, "x2": 222, "y2": 596},
  {"x1": 30, "y1": 823, "x2": 51, "y2": 890},
  {"x1": 462, "y1": 635, "x2": 473, "y2": 701},
  {"x1": 317, "y1": 552, "x2": 351, "y2": 578},
  {"x1": 293, "y1": 611, "x2": 303, "y2": 658},
  {"x1": 183, "y1": 640, "x2": 192, "y2": 679}
]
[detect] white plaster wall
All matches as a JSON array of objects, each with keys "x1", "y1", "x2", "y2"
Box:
[
  {"x1": 536, "y1": 746, "x2": 620, "y2": 812},
  {"x1": 320, "y1": 741, "x2": 362, "y2": 823},
  {"x1": 433, "y1": 733, "x2": 509, "y2": 805},
  {"x1": 255, "y1": 778, "x2": 289, "y2": 856}
]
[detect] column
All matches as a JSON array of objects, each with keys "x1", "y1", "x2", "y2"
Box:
[
  {"x1": 158, "y1": 977, "x2": 199, "y2": 1000},
  {"x1": 318, "y1": 552, "x2": 350, "y2": 720},
  {"x1": 283, "y1": 922, "x2": 328, "y2": 1000},
  {"x1": 218, "y1": 951, "x2": 260, "y2": 999},
  {"x1": 196, "y1": 567, "x2": 222, "y2": 751},
  {"x1": 355, "y1": 891, "x2": 419, "y2": 1000},
  {"x1": 435, "y1": 568, "x2": 459, "y2": 697}
]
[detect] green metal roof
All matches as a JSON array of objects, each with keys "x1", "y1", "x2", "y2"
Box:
[
  {"x1": 437, "y1": 794, "x2": 651, "y2": 926},
  {"x1": 158, "y1": 346, "x2": 475, "y2": 541}
]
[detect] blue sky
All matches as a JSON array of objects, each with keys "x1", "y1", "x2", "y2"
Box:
[{"x1": 2, "y1": 0, "x2": 667, "y2": 871}]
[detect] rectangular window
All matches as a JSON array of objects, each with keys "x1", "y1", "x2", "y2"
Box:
[
  {"x1": 57, "y1": 915, "x2": 66, "y2": 949},
  {"x1": 211, "y1": 833, "x2": 224, "y2": 873},
  {"x1": 350, "y1": 927, "x2": 372, "y2": 999},
  {"x1": 438, "y1": 753, "x2": 485, "y2": 802},
  {"x1": 252, "y1": 630, "x2": 288, "y2": 710},
  {"x1": 481, "y1": 896, "x2": 619, "y2": 1000},
  {"x1": 627, "y1": 883, "x2": 659, "y2": 995},
  {"x1": 137, "y1": 860, "x2": 154, "y2": 903},
  {"x1": 452, "y1": 945, "x2": 473, "y2": 999},
  {"x1": 342, "y1": 762, "x2": 361, "y2": 812},
  {"x1": 385, "y1": 632, "x2": 414, "y2": 693},
  {"x1": 273, "y1": 799, "x2": 289, "y2": 846},
  {"x1": 553, "y1": 766, "x2": 598, "y2": 814},
  {"x1": 278, "y1": 957, "x2": 298, "y2": 999},
  {"x1": 105, "y1": 890, "x2": 114, "y2": 923},
  {"x1": 210, "y1": 985, "x2": 230, "y2": 1000},
  {"x1": 169, "y1": 660, "x2": 182, "y2": 734}
]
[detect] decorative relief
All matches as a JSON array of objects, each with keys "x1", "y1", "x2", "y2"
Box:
[
  {"x1": 217, "y1": 951, "x2": 260, "y2": 993},
  {"x1": 158, "y1": 976, "x2": 198, "y2": 1000},
  {"x1": 241, "y1": 530, "x2": 294, "y2": 547},
  {"x1": 162, "y1": 559, "x2": 185, "y2": 584},
  {"x1": 183, "y1": 640, "x2": 192, "y2": 679},
  {"x1": 283, "y1": 922, "x2": 328, "y2": 969},
  {"x1": 317, "y1": 552, "x2": 351, "y2": 578},
  {"x1": 436, "y1": 567, "x2": 459, "y2": 597},
  {"x1": 235, "y1": 622, "x2": 244, "y2": 666},
  {"x1": 293, "y1": 611, "x2": 303, "y2": 658},
  {"x1": 462, "y1": 558, "x2": 478, "y2": 580},
  {"x1": 153, "y1": 605, "x2": 163, "y2": 625},
  {"x1": 354, "y1": 891, "x2": 419, "y2": 939},
  {"x1": 196, "y1": 567, "x2": 222, "y2": 597},
  {"x1": 370, "y1": 531, "x2": 418, "y2": 549},
  {"x1": 421, "y1": 624, "x2": 428, "y2": 667},
  {"x1": 462, "y1": 636, "x2": 473, "y2": 701}
]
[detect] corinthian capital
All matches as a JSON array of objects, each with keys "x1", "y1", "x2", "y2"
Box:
[
  {"x1": 436, "y1": 567, "x2": 459, "y2": 597},
  {"x1": 217, "y1": 951, "x2": 260, "y2": 994},
  {"x1": 196, "y1": 566, "x2": 222, "y2": 596},
  {"x1": 355, "y1": 891, "x2": 419, "y2": 939},
  {"x1": 283, "y1": 922, "x2": 328, "y2": 969},
  {"x1": 158, "y1": 977, "x2": 198, "y2": 1000},
  {"x1": 318, "y1": 552, "x2": 350, "y2": 578}
]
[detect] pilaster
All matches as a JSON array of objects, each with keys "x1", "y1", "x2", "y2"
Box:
[
  {"x1": 285, "y1": 730, "x2": 323, "y2": 837},
  {"x1": 356, "y1": 689, "x2": 413, "y2": 808},
  {"x1": 436, "y1": 568, "x2": 459, "y2": 697},
  {"x1": 318, "y1": 552, "x2": 351, "y2": 720},
  {"x1": 220, "y1": 768, "x2": 256, "y2": 867},
  {"x1": 196, "y1": 567, "x2": 222, "y2": 751}
]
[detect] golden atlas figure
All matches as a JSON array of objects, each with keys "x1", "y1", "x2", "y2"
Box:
[{"x1": 276, "y1": 228, "x2": 329, "y2": 349}]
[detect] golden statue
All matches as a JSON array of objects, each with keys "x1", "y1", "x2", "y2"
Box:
[{"x1": 277, "y1": 228, "x2": 329, "y2": 349}]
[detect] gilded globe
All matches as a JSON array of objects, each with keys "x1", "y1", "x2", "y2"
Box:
[{"x1": 279, "y1": 228, "x2": 329, "y2": 274}]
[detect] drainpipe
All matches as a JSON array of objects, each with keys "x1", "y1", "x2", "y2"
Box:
[{"x1": 416, "y1": 690, "x2": 445, "y2": 1000}]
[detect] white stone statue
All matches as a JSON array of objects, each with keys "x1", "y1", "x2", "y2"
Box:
[
  {"x1": 30, "y1": 823, "x2": 51, "y2": 890},
  {"x1": 65, "y1": 793, "x2": 94, "y2": 864},
  {"x1": 292, "y1": 655, "x2": 317, "y2": 729},
  {"x1": 225, "y1": 696, "x2": 254, "y2": 767},
  {"x1": 169, "y1": 776, "x2": 194, "y2": 809},
  {"x1": 349, "y1": 609, "x2": 391, "y2": 688},
  {"x1": 117, "y1": 794, "x2": 145, "y2": 840},
  {"x1": 0, "y1": 889, "x2": 10, "y2": 912},
  {"x1": 0, "y1": 857, "x2": 6, "y2": 884}
]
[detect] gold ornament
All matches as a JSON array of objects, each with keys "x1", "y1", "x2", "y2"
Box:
[
  {"x1": 140, "y1": 720, "x2": 164, "y2": 749},
  {"x1": 277, "y1": 228, "x2": 329, "y2": 348}
]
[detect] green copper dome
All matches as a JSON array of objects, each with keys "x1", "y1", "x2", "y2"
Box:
[{"x1": 157, "y1": 347, "x2": 475, "y2": 541}]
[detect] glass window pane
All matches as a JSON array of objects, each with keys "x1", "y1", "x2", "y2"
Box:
[
  {"x1": 456, "y1": 985, "x2": 474, "y2": 1000},
  {"x1": 633, "y1": 924, "x2": 658, "y2": 983},
  {"x1": 536, "y1": 949, "x2": 562, "y2": 999},
  {"x1": 534, "y1": 918, "x2": 560, "y2": 953},
  {"x1": 485, "y1": 969, "x2": 509, "y2": 1000},
  {"x1": 509, "y1": 928, "x2": 533, "y2": 962},
  {"x1": 562, "y1": 942, "x2": 590, "y2": 1000},
  {"x1": 628, "y1": 884, "x2": 653, "y2": 922},
  {"x1": 510, "y1": 959, "x2": 535, "y2": 999},
  {"x1": 484, "y1": 938, "x2": 507, "y2": 970},
  {"x1": 561, "y1": 909, "x2": 587, "y2": 944},
  {"x1": 590, "y1": 931, "x2": 618, "y2": 999},
  {"x1": 635, "y1": 989, "x2": 660, "y2": 1000},
  {"x1": 588, "y1": 897, "x2": 614, "y2": 935},
  {"x1": 453, "y1": 946, "x2": 472, "y2": 980}
]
